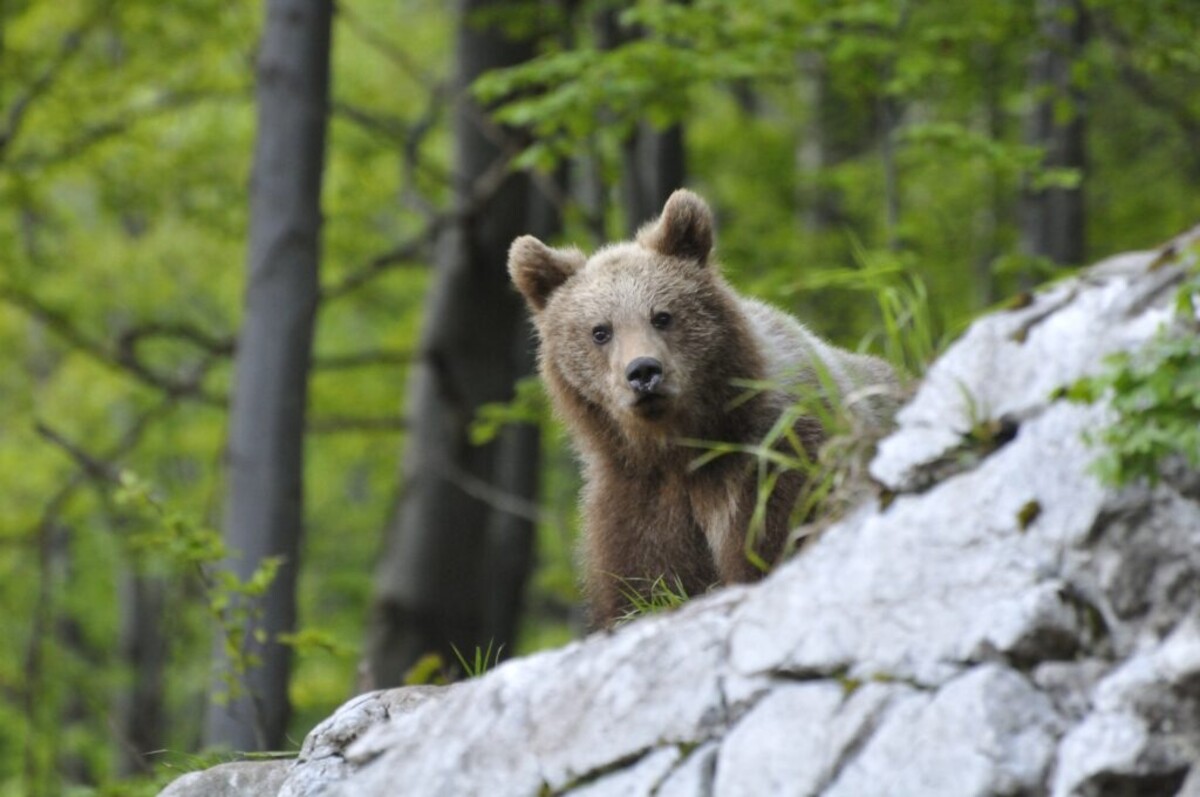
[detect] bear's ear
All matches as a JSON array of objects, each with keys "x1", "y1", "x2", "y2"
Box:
[
  {"x1": 637, "y1": 189, "x2": 714, "y2": 264},
  {"x1": 508, "y1": 235, "x2": 584, "y2": 312}
]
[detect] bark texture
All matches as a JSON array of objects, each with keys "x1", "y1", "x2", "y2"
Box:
[
  {"x1": 204, "y1": 0, "x2": 332, "y2": 751},
  {"x1": 363, "y1": 0, "x2": 555, "y2": 687}
]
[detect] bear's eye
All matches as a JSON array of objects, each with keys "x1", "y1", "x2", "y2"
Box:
[
  {"x1": 651, "y1": 311, "x2": 673, "y2": 330},
  {"x1": 591, "y1": 324, "x2": 612, "y2": 345}
]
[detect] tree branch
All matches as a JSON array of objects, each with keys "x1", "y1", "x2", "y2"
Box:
[
  {"x1": 319, "y1": 219, "x2": 445, "y2": 302},
  {"x1": 23, "y1": 399, "x2": 175, "y2": 786},
  {"x1": 331, "y1": 100, "x2": 409, "y2": 141},
  {"x1": 1093, "y1": 13, "x2": 1200, "y2": 154},
  {"x1": 1, "y1": 287, "x2": 227, "y2": 405},
  {"x1": 337, "y1": 0, "x2": 437, "y2": 85},
  {"x1": 11, "y1": 89, "x2": 249, "y2": 171},
  {"x1": 1, "y1": 0, "x2": 113, "y2": 161},
  {"x1": 313, "y1": 347, "x2": 412, "y2": 370},
  {"x1": 117, "y1": 321, "x2": 236, "y2": 360},
  {"x1": 436, "y1": 459, "x2": 559, "y2": 527},
  {"x1": 34, "y1": 422, "x2": 124, "y2": 484},
  {"x1": 306, "y1": 415, "x2": 409, "y2": 434}
]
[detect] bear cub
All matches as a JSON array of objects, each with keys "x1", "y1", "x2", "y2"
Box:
[{"x1": 509, "y1": 190, "x2": 896, "y2": 627}]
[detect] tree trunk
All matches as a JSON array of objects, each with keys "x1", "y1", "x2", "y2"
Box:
[
  {"x1": 798, "y1": 55, "x2": 872, "y2": 237},
  {"x1": 974, "y1": 45, "x2": 1007, "y2": 308},
  {"x1": 363, "y1": 0, "x2": 554, "y2": 688},
  {"x1": 621, "y1": 124, "x2": 686, "y2": 235},
  {"x1": 878, "y1": 93, "x2": 902, "y2": 252},
  {"x1": 204, "y1": 0, "x2": 332, "y2": 751},
  {"x1": 596, "y1": 7, "x2": 686, "y2": 235},
  {"x1": 117, "y1": 571, "x2": 166, "y2": 774},
  {"x1": 1021, "y1": 0, "x2": 1087, "y2": 270}
]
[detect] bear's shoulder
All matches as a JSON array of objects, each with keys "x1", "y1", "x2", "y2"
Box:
[{"x1": 737, "y1": 295, "x2": 897, "y2": 410}]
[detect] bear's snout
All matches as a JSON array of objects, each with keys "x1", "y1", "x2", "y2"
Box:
[{"x1": 625, "y1": 357, "x2": 664, "y2": 395}]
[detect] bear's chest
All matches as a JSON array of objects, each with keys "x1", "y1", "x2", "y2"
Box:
[{"x1": 680, "y1": 464, "x2": 752, "y2": 554}]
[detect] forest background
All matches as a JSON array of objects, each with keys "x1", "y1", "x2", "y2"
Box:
[{"x1": 2, "y1": 0, "x2": 1198, "y2": 794}]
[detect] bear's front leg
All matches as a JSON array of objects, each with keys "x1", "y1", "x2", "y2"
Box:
[
  {"x1": 708, "y1": 465, "x2": 805, "y2": 585},
  {"x1": 581, "y1": 472, "x2": 717, "y2": 628}
]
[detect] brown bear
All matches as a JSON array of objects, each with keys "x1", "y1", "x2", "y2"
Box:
[{"x1": 508, "y1": 189, "x2": 896, "y2": 627}]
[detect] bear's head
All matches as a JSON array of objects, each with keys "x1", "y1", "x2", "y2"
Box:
[{"x1": 509, "y1": 190, "x2": 761, "y2": 439}]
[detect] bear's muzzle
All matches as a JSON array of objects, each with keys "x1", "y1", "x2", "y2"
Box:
[{"x1": 625, "y1": 357, "x2": 665, "y2": 395}]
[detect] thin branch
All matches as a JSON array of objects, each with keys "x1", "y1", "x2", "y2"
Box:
[
  {"x1": 23, "y1": 399, "x2": 175, "y2": 787},
  {"x1": 11, "y1": 88, "x2": 250, "y2": 171},
  {"x1": 319, "y1": 110, "x2": 521, "y2": 303},
  {"x1": 313, "y1": 348, "x2": 412, "y2": 370},
  {"x1": 1093, "y1": 13, "x2": 1200, "y2": 148},
  {"x1": 331, "y1": 100, "x2": 408, "y2": 141},
  {"x1": 117, "y1": 321, "x2": 236, "y2": 360},
  {"x1": 1, "y1": 0, "x2": 113, "y2": 160},
  {"x1": 34, "y1": 422, "x2": 124, "y2": 483},
  {"x1": 337, "y1": 0, "x2": 454, "y2": 211},
  {"x1": 306, "y1": 415, "x2": 409, "y2": 434},
  {"x1": 456, "y1": 67, "x2": 580, "y2": 228},
  {"x1": 337, "y1": 0, "x2": 437, "y2": 85},
  {"x1": 34, "y1": 402, "x2": 182, "y2": 497},
  {"x1": 399, "y1": 82, "x2": 451, "y2": 217},
  {"x1": 341, "y1": 0, "x2": 577, "y2": 236},
  {"x1": 1, "y1": 287, "x2": 227, "y2": 405},
  {"x1": 319, "y1": 220, "x2": 444, "y2": 302},
  {"x1": 436, "y1": 459, "x2": 559, "y2": 528}
]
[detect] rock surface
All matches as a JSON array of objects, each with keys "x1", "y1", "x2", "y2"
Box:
[
  {"x1": 159, "y1": 227, "x2": 1200, "y2": 797},
  {"x1": 157, "y1": 760, "x2": 289, "y2": 797}
]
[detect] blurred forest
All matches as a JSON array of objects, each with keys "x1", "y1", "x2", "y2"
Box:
[{"x1": 2, "y1": 0, "x2": 1198, "y2": 793}]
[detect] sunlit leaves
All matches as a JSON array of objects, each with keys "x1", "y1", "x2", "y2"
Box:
[{"x1": 1068, "y1": 261, "x2": 1200, "y2": 485}]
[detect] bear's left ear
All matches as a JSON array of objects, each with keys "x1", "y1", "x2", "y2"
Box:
[
  {"x1": 508, "y1": 235, "x2": 585, "y2": 312},
  {"x1": 637, "y1": 189, "x2": 714, "y2": 265}
]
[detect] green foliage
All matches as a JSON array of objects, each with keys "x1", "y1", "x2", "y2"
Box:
[
  {"x1": 402, "y1": 652, "x2": 451, "y2": 686},
  {"x1": 0, "y1": 0, "x2": 450, "y2": 790},
  {"x1": 614, "y1": 575, "x2": 691, "y2": 625},
  {"x1": 1067, "y1": 264, "x2": 1200, "y2": 485},
  {"x1": 114, "y1": 471, "x2": 283, "y2": 705},
  {"x1": 470, "y1": 376, "x2": 548, "y2": 445},
  {"x1": 450, "y1": 639, "x2": 505, "y2": 678}
]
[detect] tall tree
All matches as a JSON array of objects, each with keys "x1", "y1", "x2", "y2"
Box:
[
  {"x1": 1021, "y1": 0, "x2": 1088, "y2": 269},
  {"x1": 117, "y1": 571, "x2": 166, "y2": 774},
  {"x1": 204, "y1": 0, "x2": 333, "y2": 751},
  {"x1": 621, "y1": 123, "x2": 685, "y2": 234},
  {"x1": 364, "y1": 0, "x2": 556, "y2": 687}
]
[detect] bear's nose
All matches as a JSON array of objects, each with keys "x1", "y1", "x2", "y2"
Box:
[{"x1": 625, "y1": 357, "x2": 664, "y2": 394}]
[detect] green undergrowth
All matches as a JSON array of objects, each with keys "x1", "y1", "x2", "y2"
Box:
[
  {"x1": 451, "y1": 639, "x2": 505, "y2": 678},
  {"x1": 688, "y1": 262, "x2": 942, "y2": 575},
  {"x1": 1067, "y1": 252, "x2": 1200, "y2": 485},
  {"x1": 114, "y1": 473, "x2": 284, "y2": 711},
  {"x1": 614, "y1": 575, "x2": 691, "y2": 625}
]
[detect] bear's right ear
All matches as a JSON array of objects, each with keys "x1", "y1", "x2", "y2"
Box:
[
  {"x1": 637, "y1": 189, "x2": 714, "y2": 264},
  {"x1": 508, "y1": 235, "x2": 584, "y2": 312}
]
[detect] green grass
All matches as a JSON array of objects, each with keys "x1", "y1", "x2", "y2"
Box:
[{"x1": 613, "y1": 575, "x2": 691, "y2": 626}]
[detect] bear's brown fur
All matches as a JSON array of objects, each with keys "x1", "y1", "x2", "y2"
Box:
[{"x1": 509, "y1": 190, "x2": 896, "y2": 627}]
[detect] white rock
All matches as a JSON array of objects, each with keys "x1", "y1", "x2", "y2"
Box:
[
  {"x1": 563, "y1": 747, "x2": 681, "y2": 797},
  {"x1": 159, "y1": 761, "x2": 290, "y2": 797},
  {"x1": 824, "y1": 665, "x2": 1060, "y2": 797},
  {"x1": 655, "y1": 743, "x2": 719, "y2": 797},
  {"x1": 714, "y1": 680, "x2": 900, "y2": 797}
]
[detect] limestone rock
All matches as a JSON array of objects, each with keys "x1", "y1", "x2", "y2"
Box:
[
  {"x1": 157, "y1": 760, "x2": 289, "y2": 797},
  {"x1": 279, "y1": 685, "x2": 451, "y2": 797}
]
